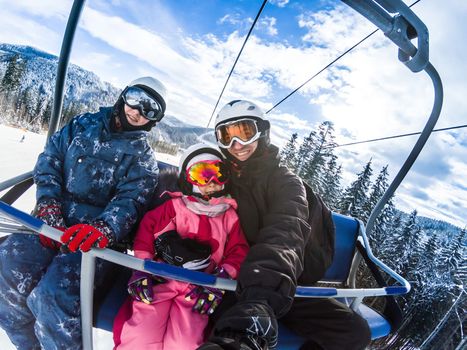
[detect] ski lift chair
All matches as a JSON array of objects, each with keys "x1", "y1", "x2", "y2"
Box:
[
  {"x1": 0, "y1": 176, "x2": 410, "y2": 349},
  {"x1": 87, "y1": 161, "x2": 409, "y2": 349},
  {"x1": 0, "y1": 0, "x2": 443, "y2": 347}
]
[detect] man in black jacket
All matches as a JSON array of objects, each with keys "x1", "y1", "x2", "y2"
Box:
[{"x1": 199, "y1": 100, "x2": 371, "y2": 350}]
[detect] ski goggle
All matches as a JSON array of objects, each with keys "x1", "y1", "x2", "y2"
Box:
[
  {"x1": 215, "y1": 118, "x2": 261, "y2": 149},
  {"x1": 122, "y1": 86, "x2": 164, "y2": 121},
  {"x1": 186, "y1": 160, "x2": 229, "y2": 187}
]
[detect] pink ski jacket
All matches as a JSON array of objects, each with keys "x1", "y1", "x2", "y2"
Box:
[{"x1": 133, "y1": 192, "x2": 249, "y2": 278}]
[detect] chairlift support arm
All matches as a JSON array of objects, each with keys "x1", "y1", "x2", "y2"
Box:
[
  {"x1": 341, "y1": 0, "x2": 428, "y2": 72},
  {"x1": 0, "y1": 0, "x2": 86, "y2": 204},
  {"x1": 47, "y1": 0, "x2": 85, "y2": 140},
  {"x1": 341, "y1": 0, "x2": 443, "y2": 238}
]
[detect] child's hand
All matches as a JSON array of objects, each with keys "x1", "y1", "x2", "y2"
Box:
[
  {"x1": 154, "y1": 230, "x2": 212, "y2": 270},
  {"x1": 127, "y1": 271, "x2": 166, "y2": 304},
  {"x1": 185, "y1": 266, "x2": 230, "y2": 314},
  {"x1": 185, "y1": 284, "x2": 225, "y2": 315}
]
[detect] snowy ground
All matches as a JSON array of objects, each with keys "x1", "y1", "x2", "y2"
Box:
[{"x1": 0, "y1": 124, "x2": 179, "y2": 349}]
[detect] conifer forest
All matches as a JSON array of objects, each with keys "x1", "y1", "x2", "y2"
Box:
[{"x1": 279, "y1": 123, "x2": 466, "y2": 350}]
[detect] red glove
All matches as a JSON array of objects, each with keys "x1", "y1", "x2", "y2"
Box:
[
  {"x1": 34, "y1": 199, "x2": 66, "y2": 227},
  {"x1": 60, "y1": 221, "x2": 114, "y2": 252},
  {"x1": 39, "y1": 228, "x2": 65, "y2": 250}
]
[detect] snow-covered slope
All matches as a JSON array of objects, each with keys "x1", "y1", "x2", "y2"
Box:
[
  {"x1": 0, "y1": 43, "x2": 216, "y2": 150},
  {"x1": 0, "y1": 43, "x2": 119, "y2": 113}
]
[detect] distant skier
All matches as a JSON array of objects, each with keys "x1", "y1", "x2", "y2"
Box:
[
  {"x1": 0, "y1": 76, "x2": 167, "y2": 349},
  {"x1": 19, "y1": 134, "x2": 25, "y2": 142},
  {"x1": 113, "y1": 144, "x2": 249, "y2": 350}
]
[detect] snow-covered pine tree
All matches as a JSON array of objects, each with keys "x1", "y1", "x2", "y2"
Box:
[
  {"x1": 362, "y1": 165, "x2": 395, "y2": 255},
  {"x1": 319, "y1": 155, "x2": 342, "y2": 210},
  {"x1": 279, "y1": 132, "x2": 298, "y2": 171},
  {"x1": 16, "y1": 86, "x2": 35, "y2": 123},
  {"x1": 445, "y1": 227, "x2": 466, "y2": 284},
  {"x1": 380, "y1": 210, "x2": 404, "y2": 265},
  {"x1": 399, "y1": 210, "x2": 424, "y2": 306},
  {"x1": 412, "y1": 229, "x2": 466, "y2": 349},
  {"x1": 301, "y1": 121, "x2": 337, "y2": 194},
  {"x1": 41, "y1": 99, "x2": 53, "y2": 128},
  {"x1": 0, "y1": 53, "x2": 26, "y2": 97},
  {"x1": 295, "y1": 131, "x2": 315, "y2": 178},
  {"x1": 337, "y1": 160, "x2": 373, "y2": 221}
]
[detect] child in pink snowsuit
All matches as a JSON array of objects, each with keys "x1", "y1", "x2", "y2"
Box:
[{"x1": 113, "y1": 143, "x2": 249, "y2": 350}]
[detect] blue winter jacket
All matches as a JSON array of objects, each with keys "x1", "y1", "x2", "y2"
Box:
[{"x1": 33, "y1": 107, "x2": 159, "y2": 241}]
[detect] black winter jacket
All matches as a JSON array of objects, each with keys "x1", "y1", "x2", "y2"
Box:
[{"x1": 227, "y1": 145, "x2": 334, "y2": 318}]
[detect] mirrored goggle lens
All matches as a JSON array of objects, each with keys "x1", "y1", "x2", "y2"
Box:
[
  {"x1": 122, "y1": 86, "x2": 163, "y2": 121},
  {"x1": 186, "y1": 160, "x2": 229, "y2": 186},
  {"x1": 215, "y1": 119, "x2": 259, "y2": 147}
]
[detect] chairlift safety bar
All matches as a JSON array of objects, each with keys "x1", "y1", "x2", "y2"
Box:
[
  {"x1": 0, "y1": 171, "x2": 34, "y2": 192},
  {"x1": 0, "y1": 200, "x2": 410, "y2": 348}
]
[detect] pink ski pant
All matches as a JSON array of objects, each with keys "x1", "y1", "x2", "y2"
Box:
[{"x1": 114, "y1": 279, "x2": 209, "y2": 350}]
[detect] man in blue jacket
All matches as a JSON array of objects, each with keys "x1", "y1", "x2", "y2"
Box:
[{"x1": 0, "y1": 76, "x2": 167, "y2": 349}]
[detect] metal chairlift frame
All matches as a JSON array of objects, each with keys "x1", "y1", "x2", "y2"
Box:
[{"x1": 0, "y1": 0, "x2": 443, "y2": 348}]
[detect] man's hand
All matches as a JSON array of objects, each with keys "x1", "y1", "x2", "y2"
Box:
[
  {"x1": 34, "y1": 199, "x2": 66, "y2": 227},
  {"x1": 39, "y1": 229, "x2": 64, "y2": 250},
  {"x1": 60, "y1": 221, "x2": 114, "y2": 252}
]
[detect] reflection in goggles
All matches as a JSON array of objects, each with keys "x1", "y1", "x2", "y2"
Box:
[
  {"x1": 122, "y1": 86, "x2": 164, "y2": 121},
  {"x1": 215, "y1": 118, "x2": 260, "y2": 148},
  {"x1": 186, "y1": 160, "x2": 229, "y2": 186}
]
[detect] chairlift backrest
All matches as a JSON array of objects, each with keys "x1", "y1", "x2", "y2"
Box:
[{"x1": 323, "y1": 213, "x2": 359, "y2": 283}]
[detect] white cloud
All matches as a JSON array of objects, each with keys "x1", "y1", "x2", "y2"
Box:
[
  {"x1": 268, "y1": 0, "x2": 290, "y2": 8},
  {"x1": 298, "y1": 4, "x2": 374, "y2": 49},
  {"x1": 0, "y1": 0, "x2": 72, "y2": 19},
  {"x1": 218, "y1": 13, "x2": 245, "y2": 26},
  {"x1": 0, "y1": 12, "x2": 62, "y2": 55},
  {"x1": 258, "y1": 16, "x2": 278, "y2": 36}
]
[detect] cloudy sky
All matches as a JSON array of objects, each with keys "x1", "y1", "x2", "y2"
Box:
[{"x1": 0, "y1": 0, "x2": 465, "y2": 228}]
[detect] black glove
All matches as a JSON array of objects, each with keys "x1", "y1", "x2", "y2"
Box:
[
  {"x1": 208, "y1": 301, "x2": 278, "y2": 350},
  {"x1": 154, "y1": 230, "x2": 212, "y2": 270}
]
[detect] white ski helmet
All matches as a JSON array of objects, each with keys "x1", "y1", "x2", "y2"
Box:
[
  {"x1": 128, "y1": 76, "x2": 168, "y2": 117},
  {"x1": 178, "y1": 143, "x2": 223, "y2": 175},
  {"x1": 178, "y1": 143, "x2": 228, "y2": 197},
  {"x1": 215, "y1": 100, "x2": 265, "y2": 126},
  {"x1": 215, "y1": 100, "x2": 271, "y2": 147}
]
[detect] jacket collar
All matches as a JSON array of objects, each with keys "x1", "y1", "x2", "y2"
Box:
[
  {"x1": 162, "y1": 191, "x2": 238, "y2": 216},
  {"x1": 100, "y1": 107, "x2": 150, "y2": 146},
  {"x1": 228, "y1": 144, "x2": 280, "y2": 180}
]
